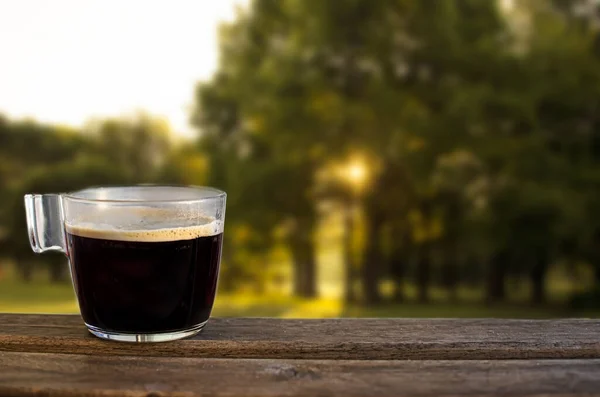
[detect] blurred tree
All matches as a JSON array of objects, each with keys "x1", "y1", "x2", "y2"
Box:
[
  {"x1": 84, "y1": 113, "x2": 172, "y2": 182},
  {"x1": 0, "y1": 116, "x2": 86, "y2": 224},
  {"x1": 0, "y1": 113, "x2": 177, "y2": 282},
  {"x1": 495, "y1": 0, "x2": 600, "y2": 304},
  {"x1": 0, "y1": 116, "x2": 89, "y2": 280},
  {"x1": 191, "y1": 0, "x2": 326, "y2": 297},
  {"x1": 3, "y1": 158, "x2": 129, "y2": 282},
  {"x1": 193, "y1": 0, "x2": 523, "y2": 304},
  {"x1": 2, "y1": 0, "x2": 600, "y2": 311}
]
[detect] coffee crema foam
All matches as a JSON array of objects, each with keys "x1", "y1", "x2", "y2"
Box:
[{"x1": 65, "y1": 208, "x2": 222, "y2": 242}]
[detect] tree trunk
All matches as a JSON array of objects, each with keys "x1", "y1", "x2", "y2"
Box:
[
  {"x1": 415, "y1": 199, "x2": 436, "y2": 304},
  {"x1": 486, "y1": 250, "x2": 507, "y2": 304},
  {"x1": 290, "y1": 219, "x2": 317, "y2": 298},
  {"x1": 343, "y1": 202, "x2": 356, "y2": 304},
  {"x1": 390, "y1": 255, "x2": 405, "y2": 303},
  {"x1": 291, "y1": 244, "x2": 316, "y2": 298},
  {"x1": 416, "y1": 242, "x2": 431, "y2": 303},
  {"x1": 592, "y1": 231, "x2": 600, "y2": 290},
  {"x1": 218, "y1": 246, "x2": 236, "y2": 293},
  {"x1": 441, "y1": 195, "x2": 462, "y2": 303},
  {"x1": 389, "y1": 233, "x2": 408, "y2": 303},
  {"x1": 291, "y1": 246, "x2": 306, "y2": 297},
  {"x1": 49, "y1": 259, "x2": 68, "y2": 283},
  {"x1": 443, "y1": 260, "x2": 459, "y2": 302},
  {"x1": 361, "y1": 209, "x2": 384, "y2": 305},
  {"x1": 530, "y1": 249, "x2": 548, "y2": 305},
  {"x1": 20, "y1": 260, "x2": 33, "y2": 283},
  {"x1": 463, "y1": 256, "x2": 482, "y2": 287},
  {"x1": 442, "y1": 240, "x2": 459, "y2": 303}
]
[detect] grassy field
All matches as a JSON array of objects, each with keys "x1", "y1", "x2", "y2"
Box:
[{"x1": 0, "y1": 270, "x2": 597, "y2": 319}]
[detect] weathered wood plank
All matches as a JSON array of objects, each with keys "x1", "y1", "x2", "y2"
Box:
[
  {"x1": 1, "y1": 314, "x2": 599, "y2": 360},
  {"x1": 0, "y1": 352, "x2": 599, "y2": 397}
]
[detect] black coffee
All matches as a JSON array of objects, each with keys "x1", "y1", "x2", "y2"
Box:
[{"x1": 66, "y1": 226, "x2": 222, "y2": 334}]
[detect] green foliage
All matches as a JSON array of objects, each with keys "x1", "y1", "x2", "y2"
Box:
[
  {"x1": 0, "y1": 113, "x2": 178, "y2": 281},
  {"x1": 2, "y1": 0, "x2": 600, "y2": 311},
  {"x1": 191, "y1": 0, "x2": 600, "y2": 306}
]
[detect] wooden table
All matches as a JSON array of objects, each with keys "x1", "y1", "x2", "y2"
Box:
[{"x1": 0, "y1": 314, "x2": 599, "y2": 396}]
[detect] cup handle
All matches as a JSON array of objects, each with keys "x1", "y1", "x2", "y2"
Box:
[{"x1": 24, "y1": 194, "x2": 67, "y2": 254}]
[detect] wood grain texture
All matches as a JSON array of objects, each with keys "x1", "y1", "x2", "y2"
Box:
[
  {"x1": 0, "y1": 314, "x2": 599, "y2": 360},
  {"x1": 0, "y1": 352, "x2": 599, "y2": 397}
]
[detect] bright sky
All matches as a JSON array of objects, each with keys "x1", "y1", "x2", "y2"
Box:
[{"x1": 0, "y1": 0, "x2": 246, "y2": 138}]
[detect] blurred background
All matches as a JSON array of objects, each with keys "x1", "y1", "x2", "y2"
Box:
[{"x1": 1, "y1": 0, "x2": 600, "y2": 318}]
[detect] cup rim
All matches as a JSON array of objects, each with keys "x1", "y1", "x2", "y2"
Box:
[{"x1": 62, "y1": 184, "x2": 227, "y2": 204}]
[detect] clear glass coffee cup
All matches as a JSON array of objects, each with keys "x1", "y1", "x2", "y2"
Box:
[{"x1": 24, "y1": 185, "x2": 226, "y2": 342}]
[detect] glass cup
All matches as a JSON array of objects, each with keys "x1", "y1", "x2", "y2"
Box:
[{"x1": 24, "y1": 185, "x2": 226, "y2": 342}]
